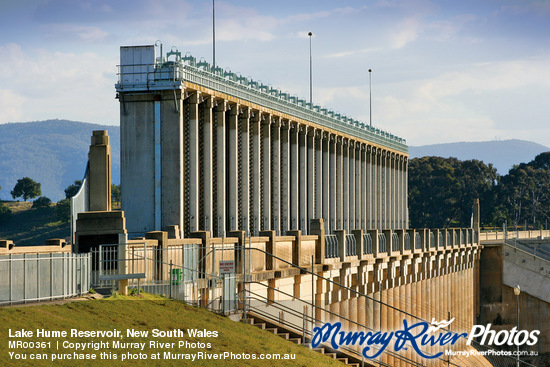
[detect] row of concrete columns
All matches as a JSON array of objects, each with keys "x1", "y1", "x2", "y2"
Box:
[
  {"x1": 183, "y1": 93, "x2": 407, "y2": 239},
  {"x1": 315, "y1": 249, "x2": 478, "y2": 365},
  {"x1": 121, "y1": 91, "x2": 408, "y2": 238},
  {"x1": 184, "y1": 94, "x2": 408, "y2": 237}
]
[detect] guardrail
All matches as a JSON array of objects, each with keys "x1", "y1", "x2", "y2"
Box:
[
  {"x1": 0, "y1": 253, "x2": 91, "y2": 306},
  {"x1": 115, "y1": 61, "x2": 408, "y2": 153}
]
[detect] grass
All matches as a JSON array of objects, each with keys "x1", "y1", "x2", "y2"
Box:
[
  {"x1": 0, "y1": 201, "x2": 69, "y2": 246},
  {"x1": 0, "y1": 293, "x2": 344, "y2": 367}
]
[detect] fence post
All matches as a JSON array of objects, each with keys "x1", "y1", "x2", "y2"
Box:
[
  {"x1": 369, "y1": 229, "x2": 379, "y2": 258},
  {"x1": 334, "y1": 229, "x2": 346, "y2": 262},
  {"x1": 352, "y1": 229, "x2": 364, "y2": 260},
  {"x1": 287, "y1": 230, "x2": 302, "y2": 267},
  {"x1": 259, "y1": 230, "x2": 276, "y2": 270},
  {"x1": 309, "y1": 219, "x2": 325, "y2": 264},
  {"x1": 169, "y1": 260, "x2": 173, "y2": 299}
]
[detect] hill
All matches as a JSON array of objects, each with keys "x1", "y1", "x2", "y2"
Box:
[
  {"x1": 0, "y1": 293, "x2": 342, "y2": 367},
  {"x1": 0, "y1": 120, "x2": 120, "y2": 202},
  {"x1": 0, "y1": 201, "x2": 69, "y2": 245},
  {"x1": 409, "y1": 139, "x2": 550, "y2": 174}
]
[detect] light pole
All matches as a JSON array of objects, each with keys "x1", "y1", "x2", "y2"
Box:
[
  {"x1": 369, "y1": 68, "x2": 372, "y2": 127},
  {"x1": 308, "y1": 32, "x2": 313, "y2": 105},
  {"x1": 213, "y1": 0, "x2": 216, "y2": 70},
  {"x1": 514, "y1": 285, "x2": 521, "y2": 367}
]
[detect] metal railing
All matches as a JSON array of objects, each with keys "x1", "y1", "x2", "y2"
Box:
[
  {"x1": 0, "y1": 253, "x2": 91, "y2": 306},
  {"x1": 325, "y1": 235, "x2": 338, "y2": 258},
  {"x1": 415, "y1": 232, "x2": 422, "y2": 249},
  {"x1": 378, "y1": 233, "x2": 387, "y2": 253},
  {"x1": 404, "y1": 232, "x2": 411, "y2": 251},
  {"x1": 345, "y1": 234, "x2": 356, "y2": 257},
  {"x1": 391, "y1": 232, "x2": 399, "y2": 252},
  {"x1": 240, "y1": 247, "x2": 462, "y2": 367},
  {"x1": 115, "y1": 60, "x2": 407, "y2": 153},
  {"x1": 364, "y1": 233, "x2": 373, "y2": 254}
]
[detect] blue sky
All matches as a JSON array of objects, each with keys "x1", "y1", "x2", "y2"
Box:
[{"x1": 0, "y1": 0, "x2": 549, "y2": 146}]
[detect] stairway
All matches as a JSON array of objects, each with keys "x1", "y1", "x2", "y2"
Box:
[{"x1": 244, "y1": 313, "x2": 368, "y2": 367}]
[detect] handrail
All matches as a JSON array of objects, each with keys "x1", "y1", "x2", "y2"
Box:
[
  {"x1": 504, "y1": 239, "x2": 550, "y2": 264},
  {"x1": 243, "y1": 246, "x2": 536, "y2": 367},
  {"x1": 115, "y1": 61, "x2": 408, "y2": 153},
  {"x1": 240, "y1": 281, "x2": 432, "y2": 367}
]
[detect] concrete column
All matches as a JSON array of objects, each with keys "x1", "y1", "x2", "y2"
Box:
[
  {"x1": 352, "y1": 229, "x2": 364, "y2": 260},
  {"x1": 366, "y1": 147, "x2": 372, "y2": 230},
  {"x1": 322, "y1": 132, "x2": 330, "y2": 231},
  {"x1": 215, "y1": 99, "x2": 227, "y2": 237},
  {"x1": 188, "y1": 93, "x2": 199, "y2": 233},
  {"x1": 289, "y1": 123, "x2": 299, "y2": 231},
  {"x1": 310, "y1": 218, "x2": 325, "y2": 264},
  {"x1": 389, "y1": 154, "x2": 394, "y2": 229},
  {"x1": 373, "y1": 149, "x2": 379, "y2": 229},
  {"x1": 271, "y1": 118, "x2": 281, "y2": 235},
  {"x1": 336, "y1": 137, "x2": 343, "y2": 231},
  {"x1": 329, "y1": 135, "x2": 337, "y2": 234},
  {"x1": 228, "y1": 104, "x2": 239, "y2": 231},
  {"x1": 201, "y1": 97, "x2": 213, "y2": 232},
  {"x1": 120, "y1": 94, "x2": 154, "y2": 236},
  {"x1": 404, "y1": 158, "x2": 408, "y2": 228},
  {"x1": 250, "y1": 111, "x2": 261, "y2": 235},
  {"x1": 335, "y1": 229, "x2": 346, "y2": 262},
  {"x1": 315, "y1": 130, "x2": 323, "y2": 220},
  {"x1": 380, "y1": 151, "x2": 386, "y2": 229},
  {"x1": 89, "y1": 131, "x2": 112, "y2": 212},
  {"x1": 280, "y1": 121, "x2": 290, "y2": 234},
  {"x1": 349, "y1": 141, "x2": 355, "y2": 230},
  {"x1": 357, "y1": 144, "x2": 364, "y2": 230},
  {"x1": 397, "y1": 157, "x2": 403, "y2": 229},
  {"x1": 261, "y1": 114, "x2": 271, "y2": 231},
  {"x1": 385, "y1": 152, "x2": 390, "y2": 229},
  {"x1": 343, "y1": 139, "x2": 349, "y2": 232},
  {"x1": 299, "y1": 126, "x2": 307, "y2": 233},
  {"x1": 307, "y1": 127, "x2": 315, "y2": 234},
  {"x1": 239, "y1": 107, "x2": 250, "y2": 233}
]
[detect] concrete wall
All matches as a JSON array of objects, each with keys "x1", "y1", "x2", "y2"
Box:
[
  {"x1": 479, "y1": 244, "x2": 550, "y2": 364},
  {"x1": 119, "y1": 78, "x2": 409, "y2": 238}
]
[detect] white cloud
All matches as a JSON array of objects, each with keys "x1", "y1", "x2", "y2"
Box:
[
  {"x1": 0, "y1": 89, "x2": 25, "y2": 123},
  {"x1": 389, "y1": 17, "x2": 422, "y2": 48},
  {"x1": 0, "y1": 42, "x2": 116, "y2": 124},
  {"x1": 42, "y1": 24, "x2": 109, "y2": 42}
]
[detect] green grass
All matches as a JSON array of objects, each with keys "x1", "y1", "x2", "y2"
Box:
[
  {"x1": 0, "y1": 201, "x2": 69, "y2": 246},
  {"x1": 0, "y1": 294, "x2": 344, "y2": 366}
]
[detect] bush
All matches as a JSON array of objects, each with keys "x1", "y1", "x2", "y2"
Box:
[
  {"x1": 0, "y1": 202, "x2": 11, "y2": 221},
  {"x1": 32, "y1": 196, "x2": 52, "y2": 209},
  {"x1": 55, "y1": 198, "x2": 71, "y2": 223}
]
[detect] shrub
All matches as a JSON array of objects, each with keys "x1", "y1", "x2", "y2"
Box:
[
  {"x1": 55, "y1": 198, "x2": 71, "y2": 223},
  {"x1": 32, "y1": 196, "x2": 52, "y2": 209}
]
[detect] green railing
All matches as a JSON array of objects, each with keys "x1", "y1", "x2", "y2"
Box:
[{"x1": 116, "y1": 59, "x2": 408, "y2": 153}]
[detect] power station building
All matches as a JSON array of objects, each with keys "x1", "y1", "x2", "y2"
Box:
[{"x1": 115, "y1": 44, "x2": 409, "y2": 238}]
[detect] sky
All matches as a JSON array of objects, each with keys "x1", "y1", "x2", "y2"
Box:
[{"x1": 0, "y1": 0, "x2": 549, "y2": 146}]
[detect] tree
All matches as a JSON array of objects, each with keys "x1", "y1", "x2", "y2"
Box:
[
  {"x1": 55, "y1": 199, "x2": 71, "y2": 223},
  {"x1": 11, "y1": 177, "x2": 41, "y2": 201},
  {"x1": 408, "y1": 157, "x2": 498, "y2": 228},
  {"x1": 32, "y1": 196, "x2": 52, "y2": 209},
  {"x1": 111, "y1": 184, "x2": 121, "y2": 206},
  {"x1": 496, "y1": 153, "x2": 550, "y2": 230},
  {"x1": 64, "y1": 180, "x2": 82, "y2": 199}
]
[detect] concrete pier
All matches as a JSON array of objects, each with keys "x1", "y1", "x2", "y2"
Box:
[{"x1": 116, "y1": 45, "x2": 408, "y2": 238}]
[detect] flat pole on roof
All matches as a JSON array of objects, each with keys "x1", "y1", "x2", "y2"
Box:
[
  {"x1": 308, "y1": 32, "x2": 313, "y2": 105},
  {"x1": 369, "y1": 68, "x2": 372, "y2": 127},
  {"x1": 213, "y1": 0, "x2": 216, "y2": 70}
]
